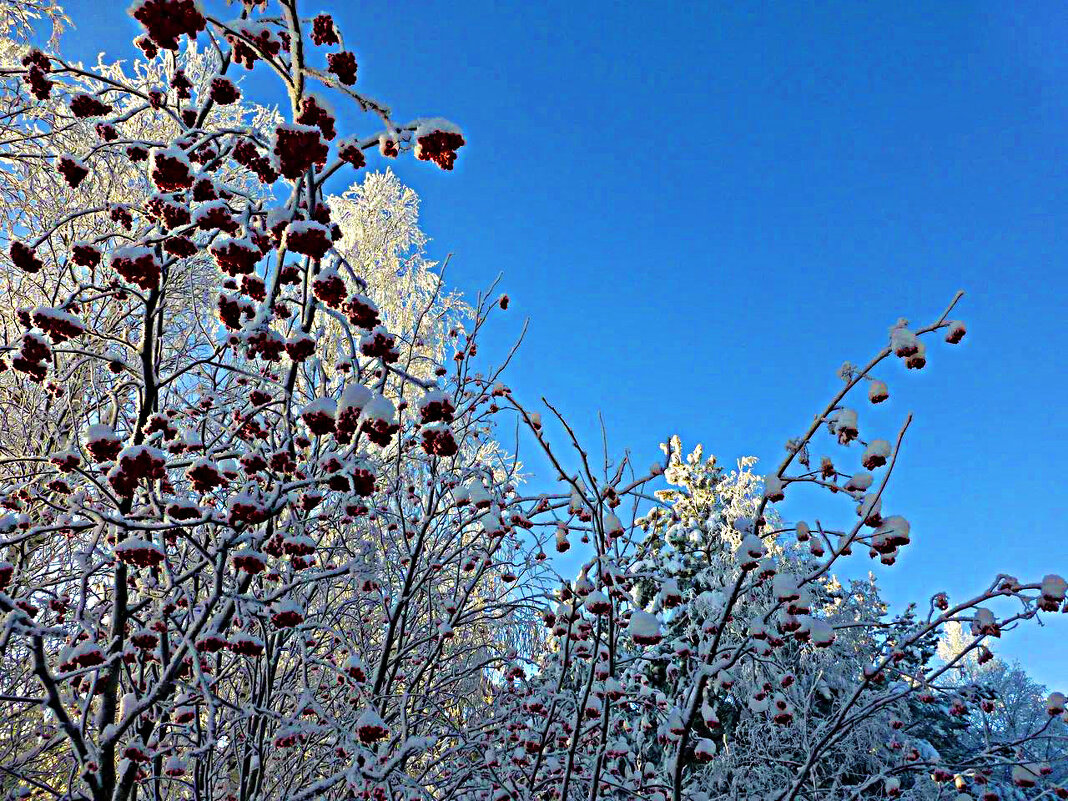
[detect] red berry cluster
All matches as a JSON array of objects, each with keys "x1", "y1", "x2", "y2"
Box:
[
  {"x1": 113, "y1": 447, "x2": 167, "y2": 493},
  {"x1": 344, "y1": 658, "x2": 367, "y2": 682},
  {"x1": 10, "y1": 241, "x2": 44, "y2": 273},
  {"x1": 129, "y1": 627, "x2": 160, "y2": 653},
  {"x1": 229, "y1": 496, "x2": 269, "y2": 526},
  {"x1": 338, "y1": 140, "x2": 367, "y2": 168},
  {"x1": 282, "y1": 534, "x2": 316, "y2": 556},
  {"x1": 192, "y1": 177, "x2": 219, "y2": 202},
  {"x1": 185, "y1": 459, "x2": 224, "y2": 493},
  {"x1": 421, "y1": 424, "x2": 458, "y2": 457},
  {"x1": 195, "y1": 203, "x2": 238, "y2": 234},
  {"x1": 150, "y1": 150, "x2": 194, "y2": 192},
  {"x1": 284, "y1": 222, "x2": 333, "y2": 260},
  {"x1": 96, "y1": 123, "x2": 118, "y2": 142},
  {"x1": 32, "y1": 309, "x2": 84, "y2": 343},
  {"x1": 229, "y1": 633, "x2": 264, "y2": 656},
  {"x1": 419, "y1": 395, "x2": 455, "y2": 425},
  {"x1": 111, "y1": 249, "x2": 161, "y2": 291},
  {"x1": 335, "y1": 409, "x2": 365, "y2": 446},
  {"x1": 209, "y1": 77, "x2": 240, "y2": 105},
  {"x1": 115, "y1": 538, "x2": 166, "y2": 568},
  {"x1": 21, "y1": 49, "x2": 53, "y2": 99},
  {"x1": 312, "y1": 270, "x2": 347, "y2": 308},
  {"x1": 51, "y1": 451, "x2": 81, "y2": 472},
  {"x1": 216, "y1": 293, "x2": 253, "y2": 330},
  {"x1": 239, "y1": 451, "x2": 267, "y2": 473},
  {"x1": 357, "y1": 721, "x2": 388, "y2": 744},
  {"x1": 87, "y1": 432, "x2": 122, "y2": 463},
  {"x1": 71, "y1": 243, "x2": 101, "y2": 267},
  {"x1": 342, "y1": 294, "x2": 380, "y2": 329},
  {"x1": 302, "y1": 408, "x2": 336, "y2": 436},
  {"x1": 165, "y1": 501, "x2": 201, "y2": 521},
  {"x1": 231, "y1": 139, "x2": 278, "y2": 184},
  {"x1": 361, "y1": 418, "x2": 399, "y2": 448},
  {"x1": 135, "y1": 36, "x2": 158, "y2": 60},
  {"x1": 227, "y1": 25, "x2": 281, "y2": 70},
  {"x1": 271, "y1": 607, "x2": 304, "y2": 628},
  {"x1": 146, "y1": 195, "x2": 191, "y2": 229},
  {"x1": 60, "y1": 642, "x2": 106, "y2": 672},
  {"x1": 631, "y1": 630, "x2": 663, "y2": 647},
  {"x1": 351, "y1": 468, "x2": 376, "y2": 497},
  {"x1": 285, "y1": 332, "x2": 316, "y2": 362},
  {"x1": 69, "y1": 93, "x2": 112, "y2": 118},
  {"x1": 359, "y1": 327, "x2": 399, "y2": 363},
  {"x1": 164, "y1": 236, "x2": 197, "y2": 258},
  {"x1": 228, "y1": 38, "x2": 259, "y2": 70},
  {"x1": 143, "y1": 413, "x2": 178, "y2": 441},
  {"x1": 327, "y1": 51, "x2": 358, "y2": 85},
  {"x1": 272, "y1": 124, "x2": 329, "y2": 180},
  {"x1": 416, "y1": 129, "x2": 466, "y2": 171},
  {"x1": 311, "y1": 14, "x2": 340, "y2": 46},
  {"x1": 131, "y1": 0, "x2": 206, "y2": 51},
  {"x1": 57, "y1": 157, "x2": 89, "y2": 188},
  {"x1": 275, "y1": 264, "x2": 299, "y2": 286},
  {"x1": 171, "y1": 69, "x2": 193, "y2": 99},
  {"x1": 123, "y1": 448, "x2": 165, "y2": 480},
  {"x1": 296, "y1": 96, "x2": 336, "y2": 140},
  {"x1": 110, "y1": 205, "x2": 134, "y2": 229},
  {"x1": 211, "y1": 238, "x2": 260, "y2": 276},
  {"x1": 240, "y1": 274, "x2": 265, "y2": 301},
  {"x1": 232, "y1": 550, "x2": 267, "y2": 574},
  {"x1": 0, "y1": 562, "x2": 12, "y2": 591},
  {"x1": 12, "y1": 332, "x2": 51, "y2": 382},
  {"x1": 245, "y1": 326, "x2": 286, "y2": 361}
]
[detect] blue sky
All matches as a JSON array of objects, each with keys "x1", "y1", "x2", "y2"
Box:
[{"x1": 57, "y1": 1, "x2": 1066, "y2": 686}]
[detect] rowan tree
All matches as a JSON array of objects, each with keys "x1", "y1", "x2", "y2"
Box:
[
  {"x1": 0, "y1": 3, "x2": 1063, "y2": 801},
  {"x1": 0, "y1": 3, "x2": 537, "y2": 800}
]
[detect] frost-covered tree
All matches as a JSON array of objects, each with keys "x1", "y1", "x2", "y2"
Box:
[
  {"x1": 934, "y1": 625, "x2": 1068, "y2": 796},
  {"x1": 0, "y1": 2, "x2": 1064, "y2": 801},
  {"x1": 0, "y1": 0, "x2": 68, "y2": 49},
  {"x1": 620, "y1": 449, "x2": 925, "y2": 799},
  {"x1": 329, "y1": 170, "x2": 469, "y2": 370},
  {"x1": 460, "y1": 300, "x2": 1067, "y2": 801}
]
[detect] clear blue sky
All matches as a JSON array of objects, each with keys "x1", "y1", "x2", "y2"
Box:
[{"x1": 58, "y1": 1, "x2": 1066, "y2": 687}]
